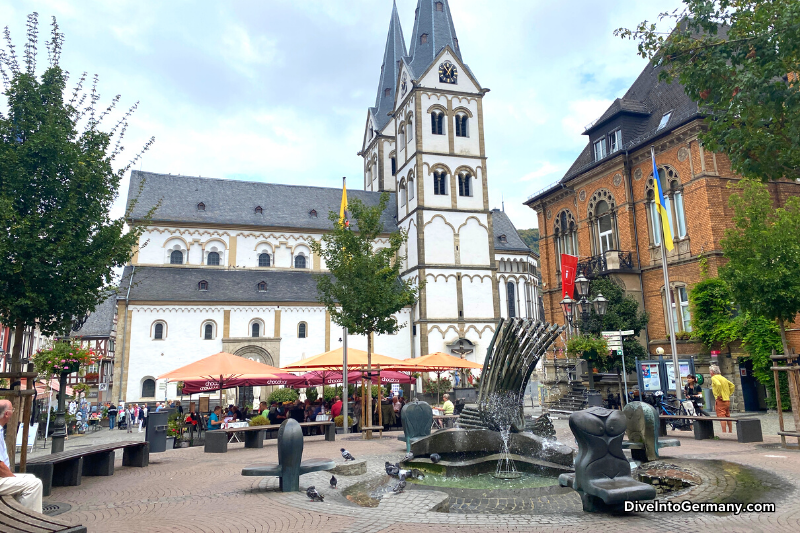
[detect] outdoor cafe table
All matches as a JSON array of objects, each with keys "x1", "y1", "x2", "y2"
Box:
[{"x1": 223, "y1": 421, "x2": 249, "y2": 443}]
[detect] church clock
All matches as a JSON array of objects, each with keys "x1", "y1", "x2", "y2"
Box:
[{"x1": 438, "y1": 61, "x2": 457, "y2": 84}]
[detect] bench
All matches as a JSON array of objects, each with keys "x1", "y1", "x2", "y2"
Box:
[
  {"x1": 659, "y1": 415, "x2": 763, "y2": 443},
  {"x1": 205, "y1": 421, "x2": 335, "y2": 454},
  {"x1": 0, "y1": 495, "x2": 86, "y2": 533},
  {"x1": 22, "y1": 441, "x2": 149, "y2": 497},
  {"x1": 242, "y1": 419, "x2": 336, "y2": 492}
]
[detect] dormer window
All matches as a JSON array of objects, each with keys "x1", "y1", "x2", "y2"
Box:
[
  {"x1": 420, "y1": 34, "x2": 428, "y2": 45},
  {"x1": 436, "y1": 2, "x2": 443, "y2": 11},
  {"x1": 384, "y1": 88, "x2": 390, "y2": 97},
  {"x1": 255, "y1": 206, "x2": 263, "y2": 214},
  {"x1": 309, "y1": 209, "x2": 318, "y2": 218},
  {"x1": 257, "y1": 281, "x2": 267, "y2": 292},
  {"x1": 609, "y1": 129, "x2": 622, "y2": 153},
  {"x1": 197, "y1": 202, "x2": 205, "y2": 211},
  {"x1": 198, "y1": 280, "x2": 208, "y2": 291},
  {"x1": 658, "y1": 111, "x2": 672, "y2": 131},
  {"x1": 593, "y1": 138, "x2": 607, "y2": 161},
  {"x1": 499, "y1": 235, "x2": 508, "y2": 244}
]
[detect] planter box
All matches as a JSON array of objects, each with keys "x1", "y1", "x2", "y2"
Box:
[{"x1": 166, "y1": 436, "x2": 175, "y2": 449}]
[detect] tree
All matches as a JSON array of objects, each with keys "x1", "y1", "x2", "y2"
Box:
[
  {"x1": 310, "y1": 192, "x2": 419, "y2": 437},
  {"x1": 571, "y1": 277, "x2": 649, "y2": 390},
  {"x1": 616, "y1": 0, "x2": 800, "y2": 181},
  {"x1": 0, "y1": 14, "x2": 153, "y2": 457},
  {"x1": 720, "y1": 178, "x2": 800, "y2": 422},
  {"x1": 517, "y1": 228, "x2": 540, "y2": 254}
]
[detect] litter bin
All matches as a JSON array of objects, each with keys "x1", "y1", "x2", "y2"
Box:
[
  {"x1": 146, "y1": 411, "x2": 169, "y2": 453},
  {"x1": 586, "y1": 390, "x2": 603, "y2": 407},
  {"x1": 702, "y1": 388, "x2": 715, "y2": 413}
]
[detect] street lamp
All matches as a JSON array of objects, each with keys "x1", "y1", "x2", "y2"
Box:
[
  {"x1": 560, "y1": 296, "x2": 575, "y2": 326},
  {"x1": 593, "y1": 292, "x2": 608, "y2": 316},
  {"x1": 575, "y1": 273, "x2": 590, "y2": 299}
]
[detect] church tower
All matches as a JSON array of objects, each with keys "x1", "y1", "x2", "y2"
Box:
[{"x1": 366, "y1": 0, "x2": 501, "y2": 360}]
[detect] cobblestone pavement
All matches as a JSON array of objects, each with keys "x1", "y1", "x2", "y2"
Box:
[{"x1": 41, "y1": 419, "x2": 800, "y2": 533}]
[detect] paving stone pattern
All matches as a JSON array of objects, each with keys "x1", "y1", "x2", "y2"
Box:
[{"x1": 42, "y1": 419, "x2": 800, "y2": 533}]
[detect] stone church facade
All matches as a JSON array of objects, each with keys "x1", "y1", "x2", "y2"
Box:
[{"x1": 112, "y1": 0, "x2": 539, "y2": 403}]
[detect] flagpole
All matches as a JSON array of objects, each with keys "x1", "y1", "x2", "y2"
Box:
[
  {"x1": 652, "y1": 146, "x2": 683, "y2": 400},
  {"x1": 340, "y1": 176, "x2": 349, "y2": 434}
]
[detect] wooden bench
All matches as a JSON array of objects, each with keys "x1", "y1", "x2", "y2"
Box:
[
  {"x1": 659, "y1": 415, "x2": 763, "y2": 443},
  {"x1": 22, "y1": 441, "x2": 149, "y2": 497},
  {"x1": 0, "y1": 495, "x2": 86, "y2": 533},
  {"x1": 205, "y1": 421, "x2": 335, "y2": 454}
]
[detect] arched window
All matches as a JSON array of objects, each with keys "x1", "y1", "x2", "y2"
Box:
[
  {"x1": 170, "y1": 250, "x2": 183, "y2": 265},
  {"x1": 507, "y1": 282, "x2": 516, "y2": 318},
  {"x1": 390, "y1": 156, "x2": 396, "y2": 176},
  {"x1": 407, "y1": 118, "x2": 413, "y2": 142},
  {"x1": 255, "y1": 206, "x2": 263, "y2": 214},
  {"x1": 595, "y1": 200, "x2": 615, "y2": 252},
  {"x1": 399, "y1": 179, "x2": 407, "y2": 207},
  {"x1": 408, "y1": 176, "x2": 415, "y2": 200},
  {"x1": 258, "y1": 253, "x2": 271, "y2": 267},
  {"x1": 257, "y1": 281, "x2": 267, "y2": 292},
  {"x1": 251, "y1": 322, "x2": 260, "y2": 338},
  {"x1": 647, "y1": 167, "x2": 687, "y2": 245},
  {"x1": 671, "y1": 180, "x2": 687, "y2": 238},
  {"x1": 298, "y1": 322, "x2": 307, "y2": 339},
  {"x1": 663, "y1": 285, "x2": 692, "y2": 333},
  {"x1": 431, "y1": 111, "x2": 444, "y2": 135},
  {"x1": 153, "y1": 322, "x2": 165, "y2": 340},
  {"x1": 458, "y1": 172, "x2": 472, "y2": 197},
  {"x1": 141, "y1": 379, "x2": 156, "y2": 398},
  {"x1": 554, "y1": 210, "x2": 578, "y2": 269},
  {"x1": 646, "y1": 188, "x2": 662, "y2": 246},
  {"x1": 207, "y1": 251, "x2": 220, "y2": 266},
  {"x1": 398, "y1": 125, "x2": 405, "y2": 147},
  {"x1": 204, "y1": 323, "x2": 213, "y2": 340},
  {"x1": 455, "y1": 114, "x2": 468, "y2": 137},
  {"x1": 433, "y1": 170, "x2": 447, "y2": 195},
  {"x1": 294, "y1": 255, "x2": 307, "y2": 269}
]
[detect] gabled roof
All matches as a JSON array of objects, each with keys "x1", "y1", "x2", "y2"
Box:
[
  {"x1": 126, "y1": 171, "x2": 397, "y2": 232},
  {"x1": 119, "y1": 266, "x2": 323, "y2": 303},
  {"x1": 371, "y1": 2, "x2": 408, "y2": 131},
  {"x1": 560, "y1": 59, "x2": 701, "y2": 182},
  {"x1": 492, "y1": 209, "x2": 531, "y2": 253},
  {"x1": 70, "y1": 292, "x2": 117, "y2": 338},
  {"x1": 407, "y1": 0, "x2": 462, "y2": 78}
]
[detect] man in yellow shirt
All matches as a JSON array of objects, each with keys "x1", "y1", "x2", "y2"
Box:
[
  {"x1": 710, "y1": 365, "x2": 735, "y2": 433},
  {"x1": 441, "y1": 394, "x2": 454, "y2": 416}
]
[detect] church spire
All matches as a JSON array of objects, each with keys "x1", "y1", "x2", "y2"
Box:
[
  {"x1": 372, "y1": 1, "x2": 407, "y2": 131},
  {"x1": 407, "y1": 0, "x2": 461, "y2": 78}
]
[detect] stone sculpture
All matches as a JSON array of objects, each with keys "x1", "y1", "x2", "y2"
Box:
[
  {"x1": 399, "y1": 400, "x2": 433, "y2": 451},
  {"x1": 559, "y1": 406, "x2": 656, "y2": 512},
  {"x1": 623, "y1": 401, "x2": 660, "y2": 462}
]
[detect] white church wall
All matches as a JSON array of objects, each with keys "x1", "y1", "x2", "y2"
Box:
[
  {"x1": 278, "y1": 307, "x2": 327, "y2": 367},
  {"x1": 229, "y1": 307, "x2": 276, "y2": 339},
  {"x1": 423, "y1": 216, "x2": 455, "y2": 265},
  {"x1": 456, "y1": 166, "x2": 484, "y2": 210},
  {"x1": 424, "y1": 272, "x2": 458, "y2": 319},
  {"x1": 419, "y1": 93, "x2": 450, "y2": 154},
  {"x1": 461, "y1": 274, "x2": 495, "y2": 319},
  {"x1": 458, "y1": 217, "x2": 490, "y2": 265}
]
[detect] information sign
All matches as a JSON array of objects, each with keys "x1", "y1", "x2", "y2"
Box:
[{"x1": 641, "y1": 363, "x2": 661, "y2": 391}]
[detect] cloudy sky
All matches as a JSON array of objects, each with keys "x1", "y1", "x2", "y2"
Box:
[{"x1": 1, "y1": 0, "x2": 683, "y2": 230}]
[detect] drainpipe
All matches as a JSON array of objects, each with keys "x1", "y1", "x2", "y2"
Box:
[
  {"x1": 116, "y1": 265, "x2": 135, "y2": 404},
  {"x1": 623, "y1": 150, "x2": 650, "y2": 348}
]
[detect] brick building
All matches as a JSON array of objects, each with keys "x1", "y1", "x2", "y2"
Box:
[{"x1": 525, "y1": 59, "x2": 800, "y2": 411}]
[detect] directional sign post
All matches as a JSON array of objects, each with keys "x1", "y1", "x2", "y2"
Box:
[{"x1": 602, "y1": 330, "x2": 636, "y2": 405}]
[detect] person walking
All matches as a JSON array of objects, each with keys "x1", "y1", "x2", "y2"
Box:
[
  {"x1": 710, "y1": 365, "x2": 735, "y2": 433},
  {"x1": 126, "y1": 404, "x2": 134, "y2": 433},
  {"x1": 0, "y1": 400, "x2": 44, "y2": 513},
  {"x1": 138, "y1": 404, "x2": 148, "y2": 433},
  {"x1": 107, "y1": 403, "x2": 118, "y2": 430}
]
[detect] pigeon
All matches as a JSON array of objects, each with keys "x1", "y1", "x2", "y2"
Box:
[
  {"x1": 410, "y1": 468, "x2": 424, "y2": 480},
  {"x1": 398, "y1": 469, "x2": 410, "y2": 479},
  {"x1": 340, "y1": 448, "x2": 356, "y2": 461},
  {"x1": 403, "y1": 452, "x2": 414, "y2": 462},
  {"x1": 392, "y1": 480, "x2": 407, "y2": 493},
  {"x1": 385, "y1": 462, "x2": 400, "y2": 477},
  {"x1": 430, "y1": 453, "x2": 441, "y2": 464},
  {"x1": 330, "y1": 475, "x2": 337, "y2": 489},
  {"x1": 306, "y1": 486, "x2": 324, "y2": 502}
]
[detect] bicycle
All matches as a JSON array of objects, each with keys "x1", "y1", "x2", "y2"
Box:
[{"x1": 652, "y1": 391, "x2": 692, "y2": 430}]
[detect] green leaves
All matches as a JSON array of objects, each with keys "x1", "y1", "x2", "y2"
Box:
[
  {"x1": 616, "y1": 0, "x2": 800, "y2": 181},
  {"x1": 311, "y1": 192, "x2": 419, "y2": 338}
]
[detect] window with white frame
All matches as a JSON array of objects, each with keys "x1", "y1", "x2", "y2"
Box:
[
  {"x1": 203, "y1": 321, "x2": 215, "y2": 340},
  {"x1": 153, "y1": 321, "x2": 166, "y2": 340},
  {"x1": 669, "y1": 286, "x2": 692, "y2": 332},
  {"x1": 595, "y1": 200, "x2": 615, "y2": 252},
  {"x1": 593, "y1": 138, "x2": 607, "y2": 161},
  {"x1": 671, "y1": 180, "x2": 687, "y2": 238},
  {"x1": 609, "y1": 129, "x2": 622, "y2": 153}
]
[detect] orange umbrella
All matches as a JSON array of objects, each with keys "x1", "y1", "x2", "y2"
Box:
[
  {"x1": 403, "y1": 352, "x2": 483, "y2": 404},
  {"x1": 281, "y1": 347, "x2": 417, "y2": 371}
]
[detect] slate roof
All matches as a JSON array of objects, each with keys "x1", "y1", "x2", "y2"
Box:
[
  {"x1": 371, "y1": 2, "x2": 407, "y2": 131},
  {"x1": 407, "y1": 0, "x2": 463, "y2": 79},
  {"x1": 119, "y1": 266, "x2": 324, "y2": 303},
  {"x1": 127, "y1": 171, "x2": 398, "y2": 232},
  {"x1": 560, "y1": 59, "x2": 702, "y2": 183},
  {"x1": 491, "y1": 209, "x2": 532, "y2": 254},
  {"x1": 70, "y1": 293, "x2": 117, "y2": 338}
]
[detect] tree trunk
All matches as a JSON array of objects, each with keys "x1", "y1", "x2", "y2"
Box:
[
  {"x1": 4, "y1": 319, "x2": 26, "y2": 469},
  {"x1": 364, "y1": 332, "x2": 373, "y2": 440},
  {"x1": 778, "y1": 320, "x2": 800, "y2": 432}
]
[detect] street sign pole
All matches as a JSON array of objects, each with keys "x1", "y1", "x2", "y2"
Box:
[{"x1": 619, "y1": 329, "x2": 628, "y2": 404}]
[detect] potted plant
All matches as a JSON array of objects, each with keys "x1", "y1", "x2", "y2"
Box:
[
  {"x1": 334, "y1": 415, "x2": 354, "y2": 434},
  {"x1": 166, "y1": 412, "x2": 183, "y2": 449}
]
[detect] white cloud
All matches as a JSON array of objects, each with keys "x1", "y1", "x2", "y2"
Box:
[
  {"x1": 519, "y1": 162, "x2": 561, "y2": 183},
  {"x1": 561, "y1": 98, "x2": 615, "y2": 139}
]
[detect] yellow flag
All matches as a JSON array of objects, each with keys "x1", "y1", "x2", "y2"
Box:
[{"x1": 339, "y1": 177, "x2": 349, "y2": 228}]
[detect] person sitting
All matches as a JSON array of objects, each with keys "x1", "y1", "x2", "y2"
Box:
[
  {"x1": 304, "y1": 399, "x2": 314, "y2": 422},
  {"x1": 441, "y1": 394, "x2": 454, "y2": 416},
  {"x1": 267, "y1": 402, "x2": 280, "y2": 425},
  {"x1": 684, "y1": 374, "x2": 708, "y2": 416},
  {"x1": 258, "y1": 401, "x2": 268, "y2": 415},
  {"x1": 290, "y1": 400, "x2": 305, "y2": 424},
  {"x1": 207, "y1": 406, "x2": 225, "y2": 431},
  {"x1": 0, "y1": 400, "x2": 43, "y2": 513},
  {"x1": 331, "y1": 396, "x2": 343, "y2": 418}
]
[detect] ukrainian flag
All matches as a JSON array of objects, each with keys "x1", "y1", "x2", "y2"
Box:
[{"x1": 651, "y1": 147, "x2": 674, "y2": 251}]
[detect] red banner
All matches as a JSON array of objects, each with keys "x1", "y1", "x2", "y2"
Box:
[{"x1": 561, "y1": 254, "x2": 578, "y2": 298}]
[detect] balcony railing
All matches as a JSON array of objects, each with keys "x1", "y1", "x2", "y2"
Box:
[{"x1": 577, "y1": 250, "x2": 636, "y2": 278}]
